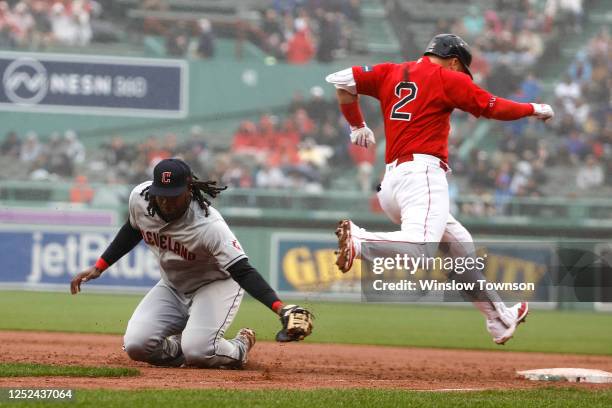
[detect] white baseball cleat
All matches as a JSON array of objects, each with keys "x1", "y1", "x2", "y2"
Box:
[
  {"x1": 234, "y1": 328, "x2": 256, "y2": 367},
  {"x1": 491, "y1": 302, "x2": 529, "y2": 345},
  {"x1": 335, "y1": 219, "x2": 356, "y2": 273}
]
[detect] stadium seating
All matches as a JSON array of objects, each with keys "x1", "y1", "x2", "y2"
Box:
[{"x1": 0, "y1": 0, "x2": 610, "y2": 225}]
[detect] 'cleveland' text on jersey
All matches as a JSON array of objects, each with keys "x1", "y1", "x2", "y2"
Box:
[
  {"x1": 141, "y1": 230, "x2": 196, "y2": 261},
  {"x1": 128, "y1": 181, "x2": 247, "y2": 294}
]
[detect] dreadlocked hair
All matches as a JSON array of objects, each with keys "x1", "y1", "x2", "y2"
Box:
[
  {"x1": 190, "y1": 175, "x2": 227, "y2": 216},
  {"x1": 139, "y1": 173, "x2": 227, "y2": 218}
]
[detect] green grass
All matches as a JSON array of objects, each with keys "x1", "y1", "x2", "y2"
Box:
[
  {"x1": 0, "y1": 363, "x2": 139, "y2": 378},
  {"x1": 1, "y1": 291, "x2": 611, "y2": 355},
  {"x1": 1, "y1": 388, "x2": 611, "y2": 408}
]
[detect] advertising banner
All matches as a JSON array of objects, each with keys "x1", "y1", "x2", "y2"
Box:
[
  {"x1": 272, "y1": 233, "x2": 610, "y2": 304},
  {"x1": 0, "y1": 51, "x2": 187, "y2": 117},
  {"x1": 0, "y1": 226, "x2": 159, "y2": 291}
]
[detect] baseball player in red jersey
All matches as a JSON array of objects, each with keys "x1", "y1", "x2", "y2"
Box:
[{"x1": 326, "y1": 34, "x2": 554, "y2": 345}]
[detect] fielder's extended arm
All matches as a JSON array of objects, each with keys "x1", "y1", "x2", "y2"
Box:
[
  {"x1": 227, "y1": 258, "x2": 282, "y2": 312},
  {"x1": 97, "y1": 220, "x2": 143, "y2": 269},
  {"x1": 70, "y1": 220, "x2": 142, "y2": 294},
  {"x1": 227, "y1": 259, "x2": 314, "y2": 342}
]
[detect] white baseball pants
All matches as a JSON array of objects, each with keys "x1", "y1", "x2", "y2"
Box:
[
  {"x1": 353, "y1": 154, "x2": 472, "y2": 252},
  {"x1": 352, "y1": 154, "x2": 512, "y2": 338}
]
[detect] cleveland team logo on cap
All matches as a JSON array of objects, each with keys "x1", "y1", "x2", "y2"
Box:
[
  {"x1": 161, "y1": 171, "x2": 172, "y2": 184},
  {"x1": 150, "y1": 158, "x2": 192, "y2": 197}
]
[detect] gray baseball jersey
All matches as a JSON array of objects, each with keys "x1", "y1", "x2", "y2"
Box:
[{"x1": 128, "y1": 181, "x2": 247, "y2": 294}]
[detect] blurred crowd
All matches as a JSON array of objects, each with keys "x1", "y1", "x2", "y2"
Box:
[
  {"x1": 0, "y1": 0, "x2": 584, "y2": 71},
  {"x1": 140, "y1": 0, "x2": 217, "y2": 59},
  {"x1": 224, "y1": 86, "x2": 378, "y2": 192},
  {"x1": 0, "y1": 0, "x2": 609, "y2": 217},
  {"x1": 379, "y1": 0, "x2": 605, "y2": 216},
  {"x1": 388, "y1": 0, "x2": 586, "y2": 93},
  {"x1": 1, "y1": 26, "x2": 609, "y2": 213},
  {"x1": 256, "y1": 0, "x2": 362, "y2": 64},
  {"x1": 427, "y1": 0, "x2": 584, "y2": 92},
  {"x1": 98, "y1": 87, "x2": 379, "y2": 194},
  {"x1": 0, "y1": 87, "x2": 379, "y2": 198},
  {"x1": 0, "y1": 0, "x2": 101, "y2": 49},
  {"x1": 2, "y1": 0, "x2": 361, "y2": 63},
  {"x1": 1, "y1": 129, "x2": 85, "y2": 179},
  {"x1": 162, "y1": 18, "x2": 216, "y2": 59},
  {"x1": 455, "y1": 27, "x2": 611, "y2": 217},
  {"x1": 140, "y1": 0, "x2": 361, "y2": 63}
]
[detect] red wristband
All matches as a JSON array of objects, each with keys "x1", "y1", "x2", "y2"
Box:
[
  {"x1": 271, "y1": 300, "x2": 283, "y2": 314},
  {"x1": 95, "y1": 257, "x2": 109, "y2": 272},
  {"x1": 340, "y1": 100, "x2": 365, "y2": 128}
]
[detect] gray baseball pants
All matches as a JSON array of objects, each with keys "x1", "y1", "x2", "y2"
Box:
[{"x1": 123, "y1": 278, "x2": 245, "y2": 368}]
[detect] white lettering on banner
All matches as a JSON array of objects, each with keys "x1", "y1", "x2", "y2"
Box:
[
  {"x1": 65, "y1": 236, "x2": 78, "y2": 275},
  {"x1": 39, "y1": 73, "x2": 149, "y2": 98},
  {"x1": 49, "y1": 74, "x2": 112, "y2": 96},
  {"x1": 116, "y1": 252, "x2": 142, "y2": 279},
  {"x1": 26, "y1": 232, "x2": 160, "y2": 283},
  {"x1": 80, "y1": 233, "x2": 107, "y2": 270},
  {"x1": 113, "y1": 76, "x2": 147, "y2": 98},
  {"x1": 43, "y1": 243, "x2": 65, "y2": 277},
  {"x1": 28, "y1": 232, "x2": 43, "y2": 283}
]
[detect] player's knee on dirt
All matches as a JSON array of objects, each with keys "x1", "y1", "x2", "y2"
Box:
[
  {"x1": 123, "y1": 331, "x2": 163, "y2": 363},
  {"x1": 180, "y1": 331, "x2": 218, "y2": 367},
  {"x1": 182, "y1": 350, "x2": 218, "y2": 367},
  {"x1": 182, "y1": 347, "x2": 220, "y2": 368}
]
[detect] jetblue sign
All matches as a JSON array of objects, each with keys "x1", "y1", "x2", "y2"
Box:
[
  {"x1": 0, "y1": 51, "x2": 188, "y2": 118},
  {"x1": 0, "y1": 227, "x2": 160, "y2": 291}
]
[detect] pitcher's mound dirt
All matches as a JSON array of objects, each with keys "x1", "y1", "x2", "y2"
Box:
[{"x1": 1, "y1": 331, "x2": 611, "y2": 390}]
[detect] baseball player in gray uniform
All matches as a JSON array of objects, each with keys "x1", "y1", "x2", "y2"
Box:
[{"x1": 71, "y1": 158, "x2": 313, "y2": 368}]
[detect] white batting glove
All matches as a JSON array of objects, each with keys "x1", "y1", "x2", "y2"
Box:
[
  {"x1": 530, "y1": 103, "x2": 554, "y2": 122},
  {"x1": 350, "y1": 125, "x2": 376, "y2": 148}
]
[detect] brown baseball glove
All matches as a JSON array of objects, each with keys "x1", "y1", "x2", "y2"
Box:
[{"x1": 275, "y1": 305, "x2": 314, "y2": 342}]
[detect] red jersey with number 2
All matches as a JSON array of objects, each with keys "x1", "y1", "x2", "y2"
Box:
[{"x1": 352, "y1": 56, "x2": 494, "y2": 164}]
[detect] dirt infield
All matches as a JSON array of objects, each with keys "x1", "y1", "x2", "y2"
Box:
[{"x1": 1, "y1": 331, "x2": 611, "y2": 391}]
